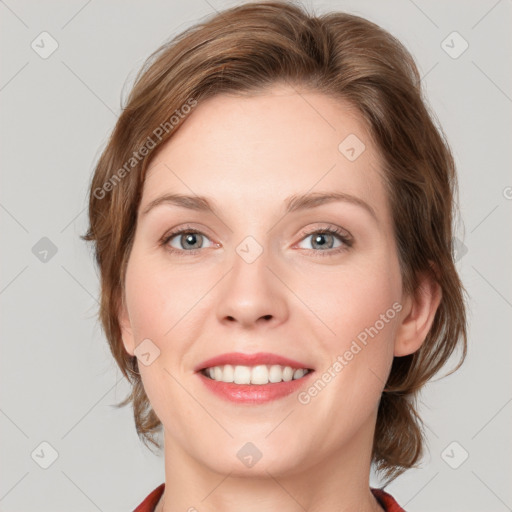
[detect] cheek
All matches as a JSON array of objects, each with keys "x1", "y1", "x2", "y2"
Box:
[
  {"x1": 123, "y1": 253, "x2": 204, "y2": 428},
  {"x1": 308, "y1": 251, "x2": 401, "y2": 384},
  {"x1": 315, "y1": 254, "x2": 401, "y2": 338},
  {"x1": 124, "y1": 251, "x2": 214, "y2": 341}
]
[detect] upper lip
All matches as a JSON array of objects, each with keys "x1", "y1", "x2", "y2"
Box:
[{"x1": 194, "y1": 352, "x2": 314, "y2": 372}]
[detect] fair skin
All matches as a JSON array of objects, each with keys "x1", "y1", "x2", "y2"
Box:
[{"x1": 119, "y1": 85, "x2": 441, "y2": 512}]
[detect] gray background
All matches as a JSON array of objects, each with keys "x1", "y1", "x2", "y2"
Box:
[{"x1": 1, "y1": 0, "x2": 511, "y2": 511}]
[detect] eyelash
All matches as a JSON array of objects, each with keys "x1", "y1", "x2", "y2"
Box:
[{"x1": 159, "y1": 224, "x2": 353, "y2": 258}]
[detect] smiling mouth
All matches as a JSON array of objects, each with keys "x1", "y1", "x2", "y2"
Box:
[{"x1": 200, "y1": 364, "x2": 313, "y2": 385}]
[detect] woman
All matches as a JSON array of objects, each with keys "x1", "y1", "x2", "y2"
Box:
[{"x1": 82, "y1": 1, "x2": 468, "y2": 510}]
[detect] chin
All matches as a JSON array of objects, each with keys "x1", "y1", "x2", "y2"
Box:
[{"x1": 186, "y1": 434, "x2": 311, "y2": 478}]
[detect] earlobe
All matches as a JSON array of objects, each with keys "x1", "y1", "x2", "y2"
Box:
[
  {"x1": 118, "y1": 298, "x2": 135, "y2": 357},
  {"x1": 394, "y1": 268, "x2": 442, "y2": 357}
]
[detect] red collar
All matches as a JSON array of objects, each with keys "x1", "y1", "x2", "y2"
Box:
[{"x1": 134, "y1": 483, "x2": 405, "y2": 511}]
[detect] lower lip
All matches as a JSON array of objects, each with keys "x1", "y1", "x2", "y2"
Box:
[{"x1": 197, "y1": 371, "x2": 314, "y2": 403}]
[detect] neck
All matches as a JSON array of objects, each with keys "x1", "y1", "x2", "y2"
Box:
[{"x1": 156, "y1": 421, "x2": 384, "y2": 512}]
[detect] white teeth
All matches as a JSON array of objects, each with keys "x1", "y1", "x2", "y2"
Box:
[
  {"x1": 282, "y1": 366, "x2": 294, "y2": 381},
  {"x1": 251, "y1": 365, "x2": 269, "y2": 385},
  {"x1": 203, "y1": 364, "x2": 310, "y2": 385},
  {"x1": 213, "y1": 366, "x2": 223, "y2": 382},
  {"x1": 268, "y1": 364, "x2": 283, "y2": 383},
  {"x1": 293, "y1": 368, "x2": 305, "y2": 380},
  {"x1": 233, "y1": 365, "x2": 251, "y2": 384},
  {"x1": 221, "y1": 364, "x2": 234, "y2": 383}
]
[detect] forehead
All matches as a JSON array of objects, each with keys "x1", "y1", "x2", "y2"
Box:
[{"x1": 141, "y1": 86, "x2": 388, "y2": 221}]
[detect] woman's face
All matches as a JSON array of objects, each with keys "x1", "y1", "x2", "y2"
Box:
[{"x1": 119, "y1": 85, "x2": 408, "y2": 477}]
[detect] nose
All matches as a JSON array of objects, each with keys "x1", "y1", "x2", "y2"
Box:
[{"x1": 215, "y1": 246, "x2": 289, "y2": 330}]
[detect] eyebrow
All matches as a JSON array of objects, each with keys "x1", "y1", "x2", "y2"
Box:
[{"x1": 141, "y1": 191, "x2": 377, "y2": 222}]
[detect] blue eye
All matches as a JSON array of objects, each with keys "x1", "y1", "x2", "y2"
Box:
[
  {"x1": 296, "y1": 227, "x2": 353, "y2": 257},
  {"x1": 162, "y1": 228, "x2": 214, "y2": 254},
  {"x1": 160, "y1": 224, "x2": 353, "y2": 257}
]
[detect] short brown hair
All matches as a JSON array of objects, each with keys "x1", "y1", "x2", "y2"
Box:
[{"x1": 82, "y1": 0, "x2": 468, "y2": 483}]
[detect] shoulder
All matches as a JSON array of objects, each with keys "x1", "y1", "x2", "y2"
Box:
[
  {"x1": 133, "y1": 483, "x2": 165, "y2": 512},
  {"x1": 371, "y1": 487, "x2": 406, "y2": 512}
]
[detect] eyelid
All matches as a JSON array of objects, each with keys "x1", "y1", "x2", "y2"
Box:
[
  {"x1": 160, "y1": 223, "x2": 214, "y2": 242},
  {"x1": 295, "y1": 223, "x2": 352, "y2": 241}
]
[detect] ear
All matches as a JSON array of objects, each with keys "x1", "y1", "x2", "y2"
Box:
[
  {"x1": 394, "y1": 266, "x2": 442, "y2": 357},
  {"x1": 118, "y1": 296, "x2": 135, "y2": 357}
]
